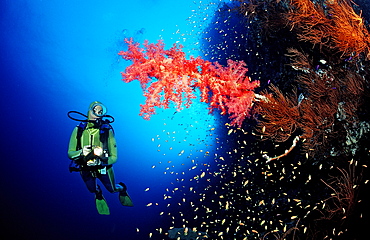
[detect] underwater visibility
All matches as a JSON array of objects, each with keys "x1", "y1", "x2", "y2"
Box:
[{"x1": 2, "y1": 0, "x2": 370, "y2": 239}]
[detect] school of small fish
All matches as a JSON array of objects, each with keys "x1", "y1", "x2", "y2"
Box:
[{"x1": 138, "y1": 0, "x2": 369, "y2": 239}]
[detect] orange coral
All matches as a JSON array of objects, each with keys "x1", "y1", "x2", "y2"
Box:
[
  {"x1": 256, "y1": 78, "x2": 338, "y2": 155},
  {"x1": 328, "y1": 0, "x2": 370, "y2": 58},
  {"x1": 289, "y1": 0, "x2": 370, "y2": 59},
  {"x1": 252, "y1": 0, "x2": 369, "y2": 157},
  {"x1": 256, "y1": 46, "x2": 365, "y2": 157},
  {"x1": 289, "y1": 0, "x2": 331, "y2": 46}
]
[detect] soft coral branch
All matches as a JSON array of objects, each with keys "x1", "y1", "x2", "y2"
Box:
[{"x1": 118, "y1": 38, "x2": 259, "y2": 126}]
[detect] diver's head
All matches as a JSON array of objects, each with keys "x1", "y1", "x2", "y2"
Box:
[{"x1": 88, "y1": 101, "x2": 107, "y2": 121}]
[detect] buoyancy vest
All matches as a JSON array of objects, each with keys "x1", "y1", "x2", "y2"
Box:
[
  {"x1": 75, "y1": 121, "x2": 113, "y2": 153},
  {"x1": 69, "y1": 120, "x2": 113, "y2": 172}
]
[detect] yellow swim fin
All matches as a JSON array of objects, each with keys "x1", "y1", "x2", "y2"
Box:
[
  {"x1": 119, "y1": 191, "x2": 134, "y2": 207},
  {"x1": 118, "y1": 182, "x2": 134, "y2": 207},
  {"x1": 95, "y1": 195, "x2": 110, "y2": 215}
]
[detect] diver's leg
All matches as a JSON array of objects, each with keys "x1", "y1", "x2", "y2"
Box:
[
  {"x1": 81, "y1": 171, "x2": 110, "y2": 215},
  {"x1": 117, "y1": 181, "x2": 133, "y2": 207},
  {"x1": 97, "y1": 167, "x2": 133, "y2": 206},
  {"x1": 80, "y1": 170, "x2": 99, "y2": 193},
  {"x1": 94, "y1": 184, "x2": 110, "y2": 215},
  {"x1": 98, "y1": 167, "x2": 134, "y2": 207},
  {"x1": 98, "y1": 167, "x2": 123, "y2": 193}
]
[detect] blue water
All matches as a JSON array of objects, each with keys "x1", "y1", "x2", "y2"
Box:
[
  {"x1": 3, "y1": 1, "x2": 370, "y2": 239},
  {"x1": 1, "y1": 1, "x2": 223, "y2": 239}
]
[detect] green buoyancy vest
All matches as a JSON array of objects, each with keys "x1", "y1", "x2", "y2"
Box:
[
  {"x1": 69, "y1": 121, "x2": 116, "y2": 172},
  {"x1": 76, "y1": 121, "x2": 111, "y2": 153}
]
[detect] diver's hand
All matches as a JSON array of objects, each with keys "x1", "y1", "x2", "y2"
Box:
[
  {"x1": 86, "y1": 158, "x2": 101, "y2": 166},
  {"x1": 82, "y1": 145, "x2": 92, "y2": 156},
  {"x1": 93, "y1": 146, "x2": 103, "y2": 157}
]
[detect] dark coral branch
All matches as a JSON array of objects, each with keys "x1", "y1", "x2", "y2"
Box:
[
  {"x1": 319, "y1": 161, "x2": 363, "y2": 223},
  {"x1": 255, "y1": 84, "x2": 300, "y2": 142}
]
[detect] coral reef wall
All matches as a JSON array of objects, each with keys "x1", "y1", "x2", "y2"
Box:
[
  {"x1": 198, "y1": 0, "x2": 370, "y2": 239},
  {"x1": 119, "y1": 0, "x2": 370, "y2": 239}
]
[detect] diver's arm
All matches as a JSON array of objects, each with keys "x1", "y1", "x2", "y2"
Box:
[
  {"x1": 68, "y1": 127, "x2": 83, "y2": 160},
  {"x1": 106, "y1": 129, "x2": 118, "y2": 165}
]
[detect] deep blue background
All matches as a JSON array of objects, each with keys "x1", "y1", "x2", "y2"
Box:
[{"x1": 0, "y1": 1, "x2": 223, "y2": 239}]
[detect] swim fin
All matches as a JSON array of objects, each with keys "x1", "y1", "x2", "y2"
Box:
[
  {"x1": 95, "y1": 190, "x2": 110, "y2": 215},
  {"x1": 118, "y1": 182, "x2": 134, "y2": 207}
]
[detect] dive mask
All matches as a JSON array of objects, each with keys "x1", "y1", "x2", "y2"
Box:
[{"x1": 90, "y1": 102, "x2": 107, "y2": 118}]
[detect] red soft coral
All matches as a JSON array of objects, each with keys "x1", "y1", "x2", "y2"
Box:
[
  {"x1": 118, "y1": 38, "x2": 259, "y2": 126},
  {"x1": 194, "y1": 60, "x2": 260, "y2": 126}
]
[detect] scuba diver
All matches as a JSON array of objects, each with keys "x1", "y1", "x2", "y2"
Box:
[{"x1": 67, "y1": 101, "x2": 133, "y2": 215}]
